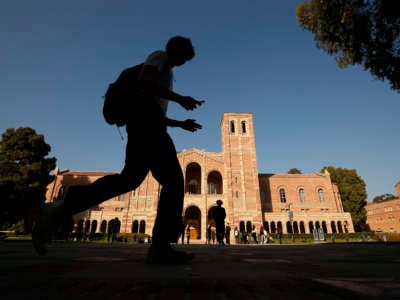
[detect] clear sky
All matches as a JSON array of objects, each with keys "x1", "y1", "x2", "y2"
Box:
[{"x1": 1, "y1": 0, "x2": 399, "y2": 202}]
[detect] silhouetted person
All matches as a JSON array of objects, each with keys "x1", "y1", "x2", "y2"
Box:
[
  {"x1": 213, "y1": 200, "x2": 226, "y2": 246},
  {"x1": 186, "y1": 226, "x2": 190, "y2": 244},
  {"x1": 251, "y1": 225, "x2": 258, "y2": 244},
  {"x1": 111, "y1": 217, "x2": 120, "y2": 243},
  {"x1": 277, "y1": 227, "x2": 283, "y2": 244},
  {"x1": 206, "y1": 224, "x2": 212, "y2": 244},
  {"x1": 32, "y1": 36, "x2": 205, "y2": 264},
  {"x1": 107, "y1": 218, "x2": 115, "y2": 243},
  {"x1": 225, "y1": 222, "x2": 231, "y2": 245}
]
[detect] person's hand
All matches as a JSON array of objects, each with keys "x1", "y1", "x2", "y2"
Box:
[
  {"x1": 180, "y1": 119, "x2": 202, "y2": 132},
  {"x1": 178, "y1": 96, "x2": 205, "y2": 111}
]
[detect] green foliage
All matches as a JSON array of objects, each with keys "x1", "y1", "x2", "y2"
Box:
[
  {"x1": 288, "y1": 168, "x2": 302, "y2": 174},
  {"x1": 296, "y1": 0, "x2": 400, "y2": 92},
  {"x1": 372, "y1": 193, "x2": 397, "y2": 203},
  {"x1": 0, "y1": 127, "x2": 56, "y2": 230},
  {"x1": 321, "y1": 166, "x2": 367, "y2": 231}
]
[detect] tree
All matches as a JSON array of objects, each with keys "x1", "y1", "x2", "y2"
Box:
[
  {"x1": 0, "y1": 127, "x2": 56, "y2": 231},
  {"x1": 372, "y1": 193, "x2": 397, "y2": 203},
  {"x1": 321, "y1": 166, "x2": 367, "y2": 231},
  {"x1": 296, "y1": 0, "x2": 400, "y2": 92},
  {"x1": 288, "y1": 168, "x2": 302, "y2": 174}
]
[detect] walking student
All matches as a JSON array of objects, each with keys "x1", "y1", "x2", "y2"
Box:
[{"x1": 32, "y1": 36, "x2": 205, "y2": 264}]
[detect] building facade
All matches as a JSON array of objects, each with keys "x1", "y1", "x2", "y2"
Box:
[
  {"x1": 46, "y1": 112, "x2": 354, "y2": 240},
  {"x1": 365, "y1": 182, "x2": 400, "y2": 233}
]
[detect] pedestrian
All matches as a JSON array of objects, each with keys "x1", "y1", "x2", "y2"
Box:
[
  {"x1": 180, "y1": 218, "x2": 185, "y2": 245},
  {"x1": 260, "y1": 226, "x2": 266, "y2": 244},
  {"x1": 32, "y1": 36, "x2": 205, "y2": 264},
  {"x1": 251, "y1": 225, "x2": 258, "y2": 244},
  {"x1": 241, "y1": 230, "x2": 248, "y2": 244},
  {"x1": 213, "y1": 200, "x2": 226, "y2": 246},
  {"x1": 186, "y1": 226, "x2": 190, "y2": 244},
  {"x1": 111, "y1": 217, "x2": 120, "y2": 243},
  {"x1": 225, "y1": 222, "x2": 231, "y2": 245},
  {"x1": 211, "y1": 227, "x2": 216, "y2": 245},
  {"x1": 277, "y1": 227, "x2": 283, "y2": 244},
  {"x1": 206, "y1": 224, "x2": 212, "y2": 245},
  {"x1": 234, "y1": 226, "x2": 239, "y2": 244},
  {"x1": 107, "y1": 218, "x2": 115, "y2": 243}
]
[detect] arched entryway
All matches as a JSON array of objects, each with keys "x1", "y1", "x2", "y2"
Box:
[{"x1": 184, "y1": 205, "x2": 201, "y2": 240}]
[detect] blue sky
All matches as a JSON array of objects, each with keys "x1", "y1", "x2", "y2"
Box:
[{"x1": 1, "y1": 0, "x2": 399, "y2": 202}]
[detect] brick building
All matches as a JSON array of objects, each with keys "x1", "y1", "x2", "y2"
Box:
[
  {"x1": 365, "y1": 182, "x2": 400, "y2": 233},
  {"x1": 46, "y1": 112, "x2": 354, "y2": 241}
]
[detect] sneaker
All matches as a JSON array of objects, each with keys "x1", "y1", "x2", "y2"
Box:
[
  {"x1": 146, "y1": 245, "x2": 194, "y2": 265},
  {"x1": 31, "y1": 203, "x2": 63, "y2": 255}
]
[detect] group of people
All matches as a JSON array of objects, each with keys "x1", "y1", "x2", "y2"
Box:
[
  {"x1": 233, "y1": 226, "x2": 275, "y2": 244},
  {"x1": 206, "y1": 221, "x2": 232, "y2": 246}
]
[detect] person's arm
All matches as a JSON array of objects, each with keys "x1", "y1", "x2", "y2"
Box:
[
  {"x1": 165, "y1": 118, "x2": 202, "y2": 132},
  {"x1": 138, "y1": 64, "x2": 205, "y2": 110}
]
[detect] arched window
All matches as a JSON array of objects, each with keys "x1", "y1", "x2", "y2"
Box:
[
  {"x1": 299, "y1": 188, "x2": 305, "y2": 203},
  {"x1": 118, "y1": 194, "x2": 125, "y2": 201},
  {"x1": 331, "y1": 221, "x2": 337, "y2": 233},
  {"x1": 299, "y1": 221, "x2": 306, "y2": 233},
  {"x1": 263, "y1": 222, "x2": 270, "y2": 233},
  {"x1": 286, "y1": 221, "x2": 292, "y2": 233},
  {"x1": 132, "y1": 220, "x2": 139, "y2": 233},
  {"x1": 230, "y1": 120, "x2": 235, "y2": 133},
  {"x1": 239, "y1": 221, "x2": 245, "y2": 232},
  {"x1": 185, "y1": 162, "x2": 201, "y2": 194},
  {"x1": 246, "y1": 221, "x2": 252, "y2": 233},
  {"x1": 208, "y1": 182, "x2": 217, "y2": 194},
  {"x1": 90, "y1": 220, "x2": 97, "y2": 234},
  {"x1": 85, "y1": 220, "x2": 90, "y2": 233},
  {"x1": 270, "y1": 221, "x2": 276, "y2": 233},
  {"x1": 139, "y1": 220, "x2": 146, "y2": 233},
  {"x1": 100, "y1": 220, "x2": 107, "y2": 233},
  {"x1": 279, "y1": 188, "x2": 287, "y2": 203},
  {"x1": 318, "y1": 188, "x2": 325, "y2": 203},
  {"x1": 207, "y1": 171, "x2": 223, "y2": 194},
  {"x1": 241, "y1": 121, "x2": 246, "y2": 133},
  {"x1": 308, "y1": 221, "x2": 314, "y2": 233},
  {"x1": 189, "y1": 179, "x2": 199, "y2": 194}
]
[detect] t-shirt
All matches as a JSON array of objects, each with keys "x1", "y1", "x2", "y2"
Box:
[{"x1": 144, "y1": 50, "x2": 173, "y2": 114}]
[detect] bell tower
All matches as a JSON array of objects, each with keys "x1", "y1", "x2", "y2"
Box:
[{"x1": 221, "y1": 112, "x2": 262, "y2": 229}]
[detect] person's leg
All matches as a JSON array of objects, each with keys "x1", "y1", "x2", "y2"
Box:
[
  {"x1": 32, "y1": 132, "x2": 149, "y2": 255},
  {"x1": 149, "y1": 132, "x2": 184, "y2": 246},
  {"x1": 145, "y1": 132, "x2": 194, "y2": 264}
]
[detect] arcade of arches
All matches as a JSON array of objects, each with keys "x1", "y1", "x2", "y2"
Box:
[{"x1": 46, "y1": 112, "x2": 354, "y2": 242}]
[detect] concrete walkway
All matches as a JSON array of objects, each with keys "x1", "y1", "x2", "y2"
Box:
[{"x1": 1, "y1": 240, "x2": 399, "y2": 299}]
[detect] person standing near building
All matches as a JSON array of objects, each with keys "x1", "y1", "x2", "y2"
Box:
[
  {"x1": 225, "y1": 222, "x2": 231, "y2": 245},
  {"x1": 111, "y1": 217, "x2": 120, "y2": 243},
  {"x1": 234, "y1": 226, "x2": 240, "y2": 244},
  {"x1": 213, "y1": 200, "x2": 226, "y2": 246},
  {"x1": 251, "y1": 225, "x2": 258, "y2": 244},
  {"x1": 206, "y1": 224, "x2": 212, "y2": 245},
  {"x1": 32, "y1": 36, "x2": 205, "y2": 264},
  {"x1": 186, "y1": 226, "x2": 191, "y2": 244}
]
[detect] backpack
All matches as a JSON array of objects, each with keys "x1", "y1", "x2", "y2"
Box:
[{"x1": 103, "y1": 63, "x2": 144, "y2": 127}]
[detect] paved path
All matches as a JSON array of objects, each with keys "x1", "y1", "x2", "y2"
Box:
[{"x1": 1, "y1": 240, "x2": 399, "y2": 299}]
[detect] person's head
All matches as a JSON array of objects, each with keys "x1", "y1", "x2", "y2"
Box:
[
  {"x1": 166, "y1": 36, "x2": 195, "y2": 67},
  {"x1": 216, "y1": 200, "x2": 223, "y2": 206}
]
